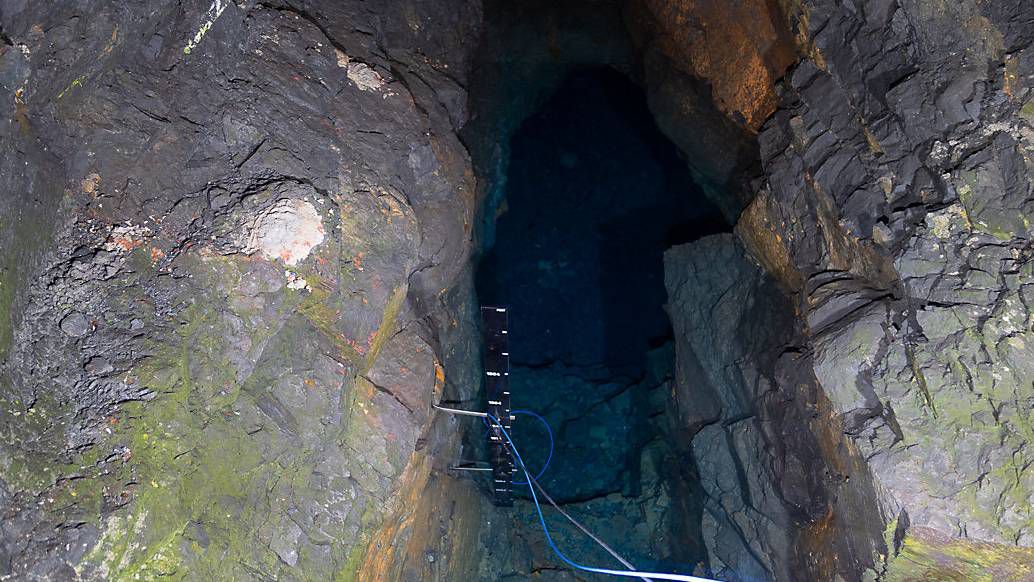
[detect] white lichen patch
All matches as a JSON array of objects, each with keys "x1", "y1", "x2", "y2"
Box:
[
  {"x1": 184, "y1": 0, "x2": 229, "y2": 55},
  {"x1": 335, "y1": 48, "x2": 350, "y2": 69},
  {"x1": 247, "y1": 199, "x2": 325, "y2": 266},
  {"x1": 346, "y1": 62, "x2": 386, "y2": 92},
  {"x1": 927, "y1": 204, "x2": 968, "y2": 239},
  {"x1": 285, "y1": 270, "x2": 311, "y2": 292},
  {"x1": 102, "y1": 224, "x2": 152, "y2": 254},
  {"x1": 80, "y1": 509, "x2": 148, "y2": 579}
]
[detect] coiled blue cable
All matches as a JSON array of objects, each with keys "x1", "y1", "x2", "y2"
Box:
[
  {"x1": 510, "y1": 409, "x2": 553, "y2": 485},
  {"x1": 485, "y1": 412, "x2": 722, "y2": 582},
  {"x1": 482, "y1": 409, "x2": 554, "y2": 483}
]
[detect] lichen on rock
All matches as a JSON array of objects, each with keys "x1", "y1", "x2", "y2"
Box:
[
  {"x1": 3, "y1": 0, "x2": 1034, "y2": 580},
  {"x1": 246, "y1": 198, "x2": 326, "y2": 266},
  {"x1": 0, "y1": 0, "x2": 482, "y2": 579}
]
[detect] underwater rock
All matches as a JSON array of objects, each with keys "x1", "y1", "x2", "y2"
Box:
[
  {"x1": 743, "y1": 0, "x2": 1034, "y2": 577},
  {"x1": 59, "y1": 312, "x2": 90, "y2": 338},
  {"x1": 2, "y1": 0, "x2": 1033, "y2": 580},
  {"x1": 0, "y1": 0, "x2": 482, "y2": 579}
]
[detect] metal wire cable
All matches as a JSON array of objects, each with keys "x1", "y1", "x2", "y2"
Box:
[
  {"x1": 526, "y1": 472, "x2": 653, "y2": 582},
  {"x1": 484, "y1": 412, "x2": 722, "y2": 582},
  {"x1": 433, "y1": 403, "x2": 488, "y2": 418}
]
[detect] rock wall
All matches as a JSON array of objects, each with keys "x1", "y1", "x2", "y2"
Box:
[
  {"x1": 3, "y1": 0, "x2": 1034, "y2": 580},
  {"x1": 0, "y1": 1, "x2": 485, "y2": 579},
  {"x1": 475, "y1": 354, "x2": 706, "y2": 579},
  {"x1": 657, "y1": 0, "x2": 1034, "y2": 580},
  {"x1": 664, "y1": 235, "x2": 886, "y2": 581},
  {"x1": 715, "y1": 0, "x2": 1034, "y2": 578},
  {"x1": 624, "y1": 0, "x2": 797, "y2": 218}
]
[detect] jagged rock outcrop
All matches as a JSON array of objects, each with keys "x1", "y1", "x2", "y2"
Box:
[
  {"x1": 664, "y1": 235, "x2": 800, "y2": 582},
  {"x1": 730, "y1": 0, "x2": 1034, "y2": 578},
  {"x1": 3, "y1": 0, "x2": 1034, "y2": 580},
  {"x1": 475, "y1": 354, "x2": 703, "y2": 580},
  {"x1": 0, "y1": 1, "x2": 484, "y2": 579},
  {"x1": 645, "y1": 0, "x2": 1034, "y2": 579},
  {"x1": 664, "y1": 235, "x2": 886, "y2": 581}
]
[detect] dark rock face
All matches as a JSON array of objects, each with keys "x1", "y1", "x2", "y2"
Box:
[
  {"x1": 0, "y1": 1, "x2": 484, "y2": 579},
  {"x1": 665, "y1": 235, "x2": 796, "y2": 581},
  {"x1": 733, "y1": 0, "x2": 1034, "y2": 578},
  {"x1": 664, "y1": 234, "x2": 886, "y2": 581},
  {"x1": 3, "y1": 0, "x2": 1034, "y2": 580},
  {"x1": 476, "y1": 67, "x2": 727, "y2": 372}
]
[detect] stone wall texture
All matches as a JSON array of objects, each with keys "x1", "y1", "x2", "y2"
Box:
[
  {"x1": 0, "y1": 1, "x2": 486, "y2": 579},
  {"x1": 2, "y1": 0, "x2": 1034, "y2": 580},
  {"x1": 716, "y1": 0, "x2": 1034, "y2": 579}
]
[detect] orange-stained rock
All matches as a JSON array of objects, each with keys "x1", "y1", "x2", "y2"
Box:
[
  {"x1": 629, "y1": 0, "x2": 797, "y2": 130},
  {"x1": 735, "y1": 188, "x2": 805, "y2": 293}
]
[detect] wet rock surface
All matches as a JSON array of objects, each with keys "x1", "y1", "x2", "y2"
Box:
[
  {"x1": 0, "y1": 1, "x2": 483, "y2": 579},
  {"x1": 734, "y1": 0, "x2": 1034, "y2": 578},
  {"x1": 664, "y1": 234, "x2": 886, "y2": 582},
  {"x1": 477, "y1": 347, "x2": 709, "y2": 580},
  {"x1": 2, "y1": 0, "x2": 1034, "y2": 580}
]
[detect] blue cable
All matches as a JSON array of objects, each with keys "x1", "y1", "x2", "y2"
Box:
[
  {"x1": 485, "y1": 412, "x2": 722, "y2": 582},
  {"x1": 510, "y1": 409, "x2": 553, "y2": 485},
  {"x1": 482, "y1": 410, "x2": 553, "y2": 482}
]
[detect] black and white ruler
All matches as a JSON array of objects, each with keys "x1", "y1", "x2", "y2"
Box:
[{"x1": 481, "y1": 305, "x2": 514, "y2": 506}]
